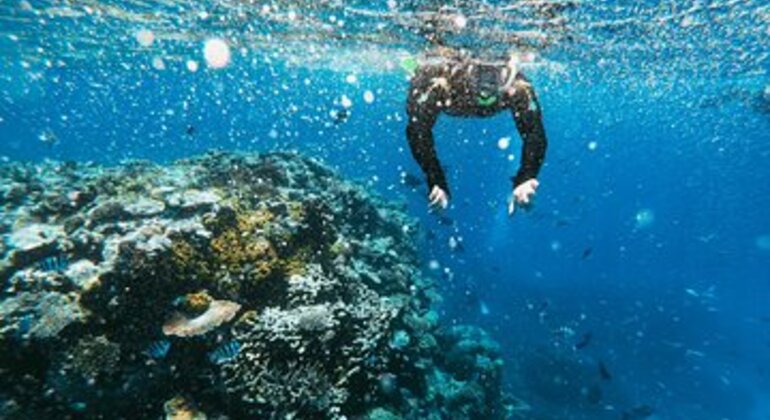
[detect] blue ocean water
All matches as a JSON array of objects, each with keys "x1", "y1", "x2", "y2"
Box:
[{"x1": 1, "y1": 1, "x2": 769, "y2": 418}]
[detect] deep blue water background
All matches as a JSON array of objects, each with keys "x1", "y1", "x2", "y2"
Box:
[{"x1": 1, "y1": 54, "x2": 770, "y2": 418}]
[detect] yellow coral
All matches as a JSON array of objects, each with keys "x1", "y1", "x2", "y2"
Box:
[
  {"x1": 171, "y1": 240, "x2": 196, "y2": 266},
  {"x1": 237, "y1": 208, "x2": 274, "y2": 232},
  {"x1": 211, "y1": 230, "x2": 278, "y2": 279},
  {"x1": 287, "y1": 201, "x2": 306, "y2": 222},
  {"x1": 179, "y1": 290, "x2": 213, "y2": 313},
  {"x1": 170, "y1": 240, "x2": 211, "y2": 280},
  {"x1": 283, "y1": 256, "x2": 307, "y2": 277}
]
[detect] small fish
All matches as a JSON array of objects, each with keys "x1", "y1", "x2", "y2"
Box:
[
  {"x1": 185, "y1": 125, "x2": 195, "y2": 136},
  {"x1": 209, "y1": 340, "x2": 241, "y2": 365},
  {"x1": 37, "y1": 255, "x2": 69, "y2": 273},
  {"x1": 331, "y1": 107, "x2": 349, "y2": 125},
  {"x1": 436, "y1": 215, "x2": 454, "y2": 226},
  {"x1": 38, "y1": 129, "x2": 58, "y2": 147},
  {"x1": 581, "y1": 247, "x2": 593, "y2": 260},
  {"x1": 598, "y1": 360, "x2": 612, "y2": 381},
  {"x1": 574, "y1": 332, "x2": 593, "y2": 350},
  {"x1": 144, "y1": 340, "x2": 171, "y2": 359}
]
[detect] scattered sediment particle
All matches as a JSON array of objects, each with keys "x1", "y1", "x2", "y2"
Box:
[
  {"x1": 6, "y1": 223, "x2": 64, "y2": 252},
  {"x1": 163, "y1": 299, "x2": 241, "y2": 337}
]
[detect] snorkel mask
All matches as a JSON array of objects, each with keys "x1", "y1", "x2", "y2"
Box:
[{"x1": 476, "y1": 64, "x2": 500, "y2": 106}]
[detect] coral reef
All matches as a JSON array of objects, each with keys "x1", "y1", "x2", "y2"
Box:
[{"x1": 0, "y1": 152, "x2": 510, "y2": 419}]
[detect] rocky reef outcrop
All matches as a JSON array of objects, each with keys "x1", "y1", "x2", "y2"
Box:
[{"x1": 0, "y1": 152, "x2": 511, "y2": 419}]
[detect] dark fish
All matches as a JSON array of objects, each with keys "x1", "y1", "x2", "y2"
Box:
[
  {"x1": 401, "y1": 173, "x2": 423, "y2": 188},
  {"x1": 209, "y1": 340, "x2": 241, "y2": 365},
  {"x1": 185, "y1": 125, "x2": 196, "y2": 136},
  {"x1": 436, "y1": 215, "x2": 454, "y2": 226},
  {"x1": 581, "y1": 247, "x2": 593, "y2": 260},
  {"x1": 37, "y1": 255, "x2": 69, "y2": 273},
  {"x1": 555, "y1": 219, "x2": 570, "y2": 227},
  {"x1": 621, "y1": 404, "x2": 655, "y2": 420},
  {"x1": 332, "y1": 107, "x2": 349, "y2": 125},
  {"x1": 144, "y1": 340, "x2": 171, "y2": 359},
  {"x1": 574, "y1": 332, "x2": 592, "y2": 350},
  {"x1": 599, "y1": 360, "x2": 612, "y2": 381}
]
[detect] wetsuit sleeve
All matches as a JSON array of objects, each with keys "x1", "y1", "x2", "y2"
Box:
[
  {"x1": 509, "y1": 75, "x2": 548, "y2": 188},
  {"x1": 406, "y1": 69, "x2": 448, "y2": 195}
]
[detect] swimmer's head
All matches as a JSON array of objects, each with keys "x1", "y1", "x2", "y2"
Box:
[{"x1": 476, "y1": 64, "x2": 499, "y2": 99}]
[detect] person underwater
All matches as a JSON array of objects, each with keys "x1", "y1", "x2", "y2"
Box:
[{"x1": 404, "y1": 49, "x2": 548, "y2": 215}]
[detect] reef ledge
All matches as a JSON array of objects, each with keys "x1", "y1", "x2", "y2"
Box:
[{"x1": 0, "y1": 151, "x2": 511, "y2": 419}]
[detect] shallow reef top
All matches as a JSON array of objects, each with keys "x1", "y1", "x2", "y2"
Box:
[{"x1": 0, "y1": 151, "x2": 514, "y2": 419}]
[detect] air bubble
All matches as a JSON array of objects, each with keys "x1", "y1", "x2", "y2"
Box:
[
  {"x1": 203, "y1": 38, "x2": 231, "y2": 69},
  {"x1": 136, "y1": 29, "x2": 154, "y2": 47}
]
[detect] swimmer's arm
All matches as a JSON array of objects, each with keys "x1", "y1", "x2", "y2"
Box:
[
  {"x1": 406, "y1": 82, "x2": 448, "y2": 195},
  {"x1": 509, "y1": 75, "x2": 548, "y2": 187}
]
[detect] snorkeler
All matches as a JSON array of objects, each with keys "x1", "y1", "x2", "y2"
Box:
[{"x1": 405, "y1": 49, "x2": 548, "y2": 215}]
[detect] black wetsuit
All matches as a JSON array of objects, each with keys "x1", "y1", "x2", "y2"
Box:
[{"x1": 406, "y1": 57, "x2": 548, "y2": 196}]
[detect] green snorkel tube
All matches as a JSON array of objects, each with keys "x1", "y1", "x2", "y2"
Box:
[
  {"x1": 477, "y1": 94, "x2": 498, "y2": 107},
  {"x1": 400, "y1": 56, "x2": 419, "y2": 76}
]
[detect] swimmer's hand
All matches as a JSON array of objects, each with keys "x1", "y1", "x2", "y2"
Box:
[
  {"x1": 508, "y1": 179, "x2": 539, "y2": 216},
  {"x1": 428, "y1": 185, "x2": 449, "y2": 210}
]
